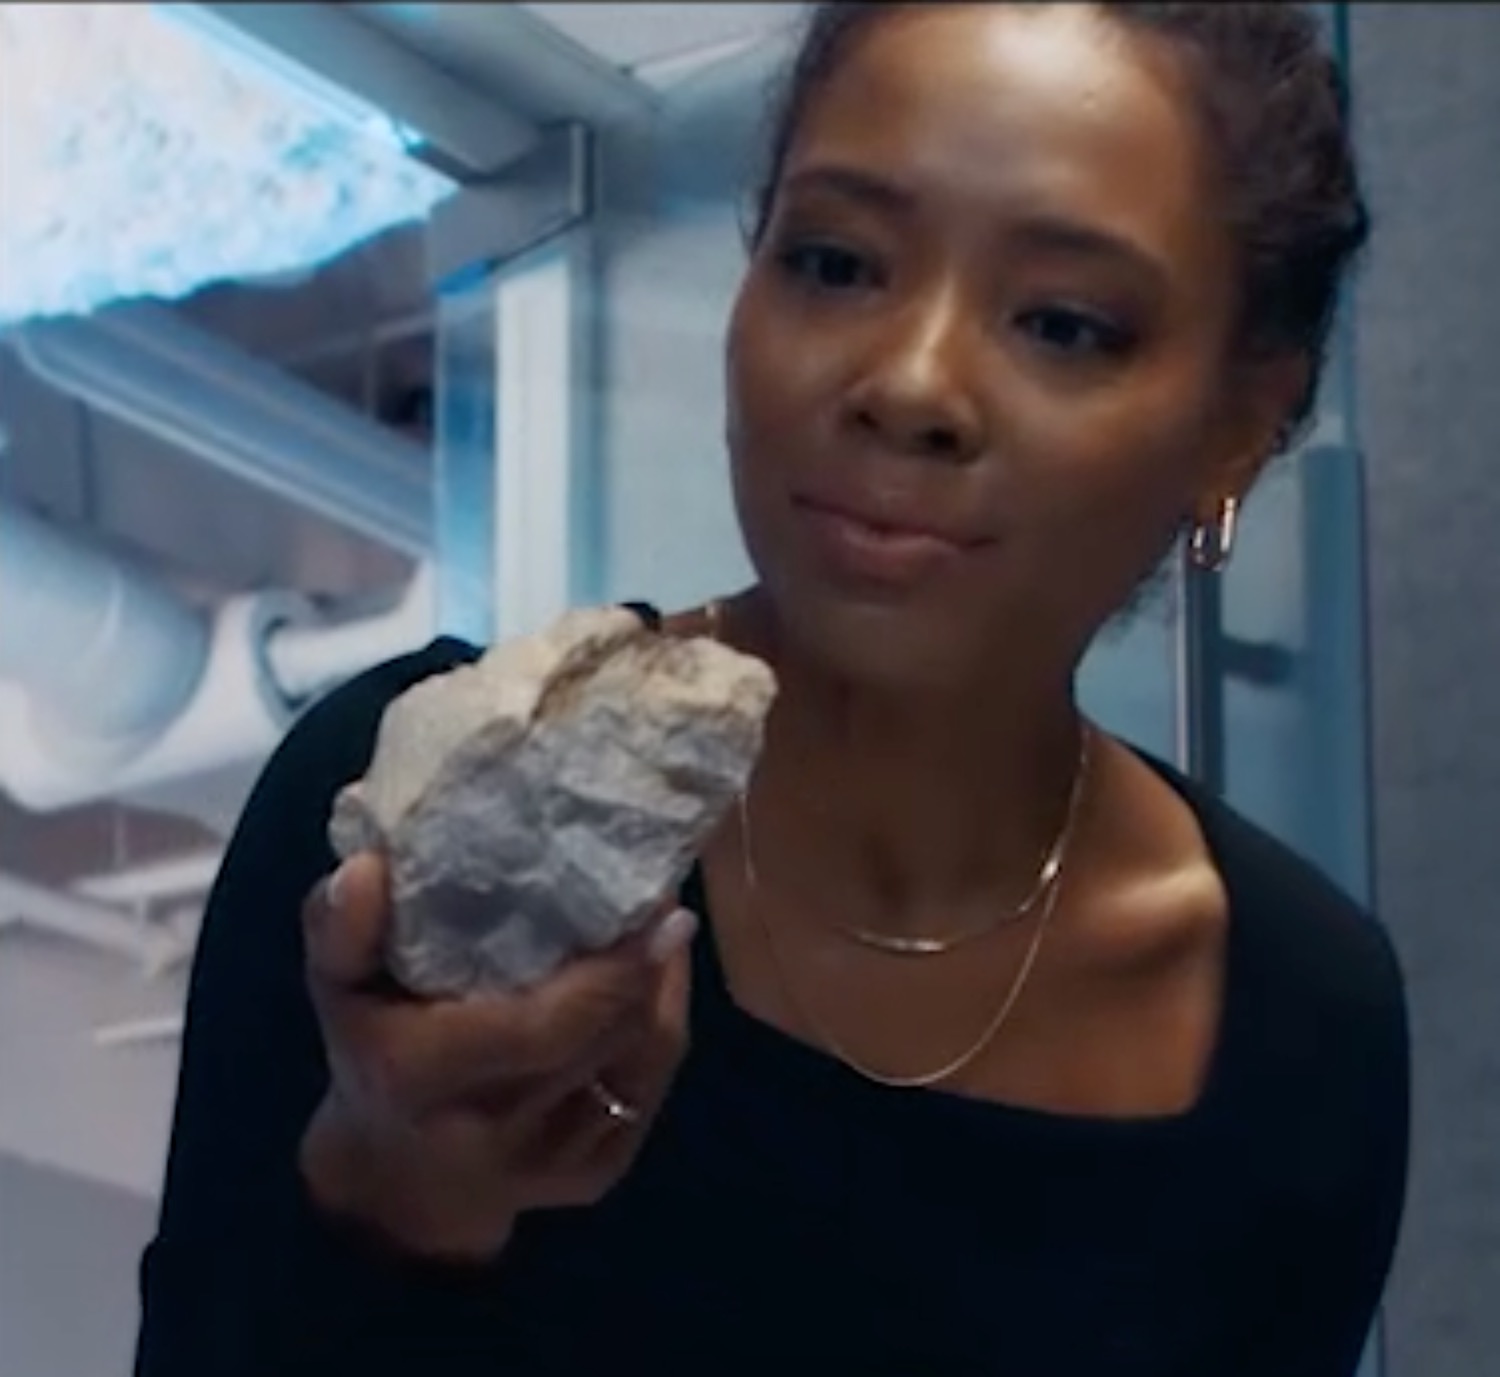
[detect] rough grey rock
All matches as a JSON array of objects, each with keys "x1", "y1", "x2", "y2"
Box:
[{"x1": 328, "y1": 606, "x2": 777, "y2": 997}]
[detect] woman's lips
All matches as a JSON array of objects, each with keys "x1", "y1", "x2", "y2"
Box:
[{"x1": 793, "y1": 495, "x2": 975, "y2": 586}]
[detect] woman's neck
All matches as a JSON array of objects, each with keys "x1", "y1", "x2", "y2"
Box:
[{"x1": 728, "y1": 591, "x2": 1088, "y2": 930}]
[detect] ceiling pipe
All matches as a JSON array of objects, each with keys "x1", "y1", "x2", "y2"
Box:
[
  {"x1": 0, "y1": 500, "x2": 210, "y2": 770},
  {"x1": 0, "y1": 495, "x2": 434, "y2": 813},
  {"x1": 0, "y1": 578, "x2": 305, "y2": 813},
  {"x1": 72, "y1": 851, "x2": 224, "y2": 908},
  {"x1": 93, "y1": 1014, "x2": 186, "y2": 1049},
  {"x1": 0, "y1": 564, "x2": 435, "y2": 814},
  {"x1": 265, "y1": 562, "x2": 435, "y2": 704},
  {"x1": 11, "y1": 303, "x2": 433, "y2": 558},
  {"x1": 0, "y1": 872, "x2": 194, "y2": 973}
]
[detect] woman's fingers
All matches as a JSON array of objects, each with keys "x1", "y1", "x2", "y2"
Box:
[
  {"x1": 307, "y1": 863, "x2": 699, "y2": 1118},
  {"x1": 299, "y1": 857, "x2": 702, "y2": 1238},
  {"x1": 510, "y1": 939, "x2": 695, "y2": 1205},
  {"x1": 302, "y1": 853, "x2": 390, "y2": 987},
  {"x1": 566, "y1": 935, "x2": 695, "y2": 1167}
]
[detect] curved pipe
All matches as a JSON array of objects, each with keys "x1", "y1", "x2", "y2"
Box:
[
  {"x1": 0, "y1": 497, "x2": 434, "y2": 814},
  {"x1": 0, "y1": 500, "x2": 209, "y2": 764}
]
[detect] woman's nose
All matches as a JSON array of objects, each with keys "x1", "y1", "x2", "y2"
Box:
[{"x1": 843, "y1": 289, "x2": 985, "y2": 463}]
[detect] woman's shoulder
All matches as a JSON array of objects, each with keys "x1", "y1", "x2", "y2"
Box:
[
  {"x1": 315, "y1": 635, "x2": 482, "y2": 723},
  {"x1": 247, "y1": 637, "x2": 484, "y2": 836},
  {"x1": 1208, "y1": 790, "x2": 1397, "y2": 998},
  {"x1": 1161, "y1": 764, "x2": 1408, "y2": 1087}
]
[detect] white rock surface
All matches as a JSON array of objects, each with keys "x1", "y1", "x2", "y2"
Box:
[{"x1": 329, "y1": 607, "x2": 777, "y2": 997}]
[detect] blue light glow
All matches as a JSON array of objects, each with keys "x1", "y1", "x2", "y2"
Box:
[{"x1": 0, "y1": 3, "x2": 454, "y2": 328}]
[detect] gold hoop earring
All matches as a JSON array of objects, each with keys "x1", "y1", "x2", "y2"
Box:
[{"x1": 1189, "y1": 497, "x2": 1240, "y2": 574}]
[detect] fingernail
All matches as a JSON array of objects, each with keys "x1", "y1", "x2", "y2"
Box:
[
  {"x1": 647, "y1": 907, "x2": 699, "y2": 964},
  {"x1": 326, "y1": 861, "x2": 350, "y2": 912}
]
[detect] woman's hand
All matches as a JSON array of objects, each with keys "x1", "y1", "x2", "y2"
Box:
[{"x1": 297, "y1": 851, "x2": 696, "y2": 1264}]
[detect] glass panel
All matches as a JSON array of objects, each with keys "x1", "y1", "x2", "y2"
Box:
[
  {"x1": 1078, "y1": 579, "x2": 1183, "y2": 765},
  {"x1": 434, "y1": 233, "x2": 593, "y2": 645},
  {"x1": 590, "y1": 190, "x2": 757, "y2": 616},
  {"x1": 434, "y1": 270, "x2": 501, "y2": 645},
  {"x1": 1213, "y1": 0, "x2": 1372, "y2": 903},
  {"x1": 1219, "y1": 436, "x2": 1373, "y2": 899}
]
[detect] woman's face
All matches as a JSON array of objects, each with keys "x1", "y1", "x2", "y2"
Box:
[{"x1": 727, "y1": 4, "x2": 1296, "y2": 691}]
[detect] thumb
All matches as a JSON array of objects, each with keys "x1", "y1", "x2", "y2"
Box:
[
  {"x1": 303, "y1": 851, "x2": 391, "y2": 987},
  {"x1": 654, "y1": 924, "x2": 694, "y2": 1036}
]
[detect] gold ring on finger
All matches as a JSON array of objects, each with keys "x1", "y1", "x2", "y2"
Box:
[{"x1": 587, "y1": 1077, "x2": 642, "y2": 1127}]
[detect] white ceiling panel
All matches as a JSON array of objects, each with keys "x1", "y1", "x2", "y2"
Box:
[{"x1": 522, "y1": 2, "x2": 802, "y2": 74}]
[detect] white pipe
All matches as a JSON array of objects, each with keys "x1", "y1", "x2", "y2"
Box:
[
  {"x1": 0, "y1": 580, "x2": 304, "y2": 811},
  {"x1": 93, "y1": 1015, "x2": 185, "y2": 1050},
  {"x1": 12, "y1": 304, "x2": 433, "y2": 557},
  {"x1": 0, "y1": 873, "x2": 192, "y2": 970},
  {"x1": 0, "y1": 501, "x2": 210, "y2": 766},
  {"x1": 0, "y1": 499, "x2": 433, "y2": 812},
  {"x1": 266, "y1": 563, "x2": 436, "y2": 704},
  {"x1": 1, "y1": 562, "x2": 435, "y2": 813},
  {"x1": 73, "y1": 851, "x2": 222, "y2": 908},
  {"x1": 3, "y1": 590, "x2": 292, "y2": 811}
]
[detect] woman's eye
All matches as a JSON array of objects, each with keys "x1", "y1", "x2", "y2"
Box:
[
  {"x1": 777, "y1": 243, "x2": 880, "y2": 293},
  {"x1": 1017, "y1": 306, "x2": 1134, "y2": 358}
]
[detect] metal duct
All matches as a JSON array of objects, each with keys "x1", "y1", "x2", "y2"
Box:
[
  {"x1": 12, "y1": 303, "x2": 432, "y2": 557},
  {"x1": 348, "y1": 3, "x2": 659, "y2": 130},
  {"x1": 0, "y1": 500, "x2": 210, "y2": 766}
]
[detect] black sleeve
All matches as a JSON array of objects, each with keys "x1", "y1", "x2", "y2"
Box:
[
  {"x1": 133, "y1": 637, "x2": 525, "y2": 1376},
  {"x1": 1258, "y1": 916, "x2": 1411, "y2": 1377}
]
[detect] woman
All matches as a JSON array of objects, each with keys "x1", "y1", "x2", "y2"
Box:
[{"x1": 135, "y1": 4, "x2": 1408, "y2": 1374}]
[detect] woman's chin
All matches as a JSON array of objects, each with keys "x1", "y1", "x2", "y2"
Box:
[{"x1": 763, "y1": 583, "x2": 989, "y2": 702}]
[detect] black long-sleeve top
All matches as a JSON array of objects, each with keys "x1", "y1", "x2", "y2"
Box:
[{"x1": 134, "y1": 629, "x2": 1408, "y2": 1377}]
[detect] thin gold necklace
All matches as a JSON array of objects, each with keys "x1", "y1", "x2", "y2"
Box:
[
  {"x1": 831, "y1": 727, "x2": 1088, "y2": 956},
  {"x1": 737, "y1": 738, "x2": 1089, "y2": 1090},
  {"x1": 705, "y1": 597, "x2": 1087, "y2": 956},
  {"x1": 704, "y1": 597, "x2": 1092, "y2": 1090}
]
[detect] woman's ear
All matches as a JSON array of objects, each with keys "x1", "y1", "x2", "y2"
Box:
[{"x1": 1195, "y1": 351, "x2": 1312, "y2": 521}]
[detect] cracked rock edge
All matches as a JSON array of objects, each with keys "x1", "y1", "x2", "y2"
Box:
[{"x1": 328, "y1": 607, "x2": 778, "y2": 997}]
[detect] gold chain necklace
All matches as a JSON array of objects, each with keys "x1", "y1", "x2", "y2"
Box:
[
  {"x1": 831, "y1": 726, "x2": 1089, "y2": 956},
  {"x1": 704, "y1": 598, "x2": 1092, "y2": 1090},
  {"x1": 706, "y1": 597, "x2": 1088, "y2": 955}
]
